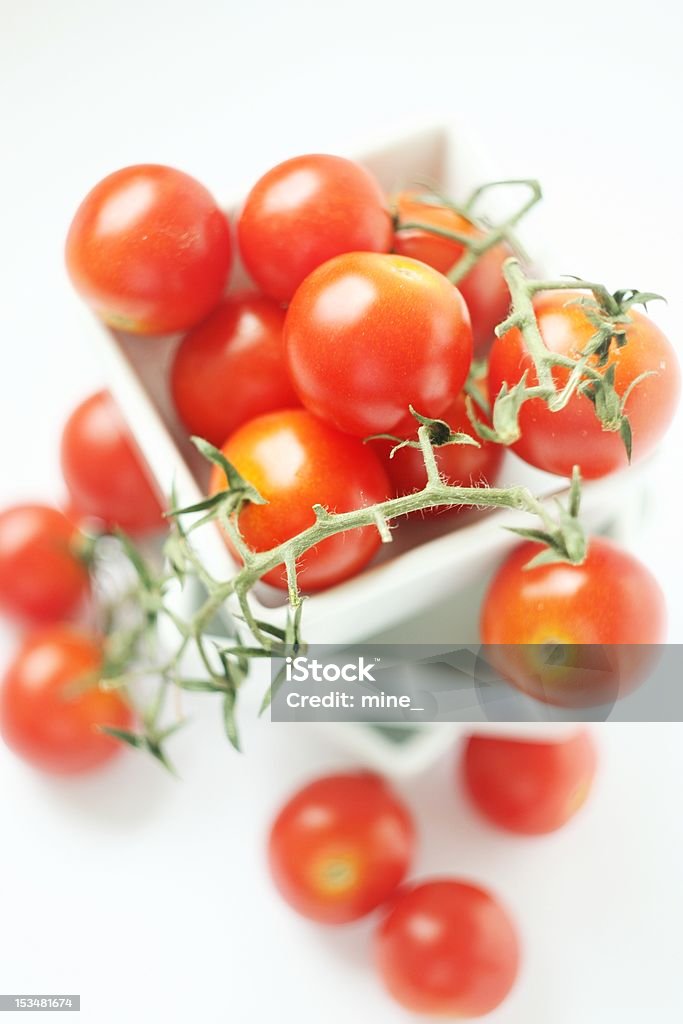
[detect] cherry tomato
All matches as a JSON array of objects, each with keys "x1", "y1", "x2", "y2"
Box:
[
  {"x1": 374, "y1": 385, "x2": 503, "y2": 515},
  {"x1": 170, "y1": 292, "x2": 298, "y2": 446},
  {"x1": 487, "y1": 290, "x2": 680, "y2": 478},
  {"x1": 284, "y1": 252, "x2": 473, "y2": 438},
  {"x1": 462, "y1": 730, "x2": 598, "y2": 834},
  {"x1": 209, "y1": 409, "x2": 390, "y2": 591},
  {"x1": 65, "y1": 164, "x2": 232, "y2": 335},
  {"x1": 0, "y1": 505, "x2": 89, "y2": 626},
  {"x1": 481, "y1": 538, "x2": 666, "y2": 707},
  {"x1": 61, "y1": 391, "x2": 165, "y2": 536},
  {"x1": 375, "y1": 879, "x2": 519, "y2": 1017},
  {"x1": 237, "y1": 154, "x2": 392, "y2": 303},
  {"x1": 0, "y1": 627, "x2": 132, "y2": 774},
  {"x1": 393, "y1": 190, "x2": 513, "y2": 355},
  {"x1": 268, "y1": 772, "x2": 414, "y2": 924}
]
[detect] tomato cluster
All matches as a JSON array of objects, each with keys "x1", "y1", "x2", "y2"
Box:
[{"x1": 269, "y1": 733, "x2": 596, "y2": 1015}]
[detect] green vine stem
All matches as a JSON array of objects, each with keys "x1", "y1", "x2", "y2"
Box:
[
  {"x1": 467, "y1": 258, "x2": 662, "y2": 455},
  {"x1": 394, "y1": 178, "x2": 542, "y2": 285}
]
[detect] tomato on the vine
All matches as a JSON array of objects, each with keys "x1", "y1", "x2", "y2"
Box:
[
  {"x1": 462, "y1": 730, "x2": 598, "y2": 834},
  {"x1": 374, "y1": 384, "x2": 503, "y2": 514},
  {"x1": 487, "y1": 290, "x2": 680, "y2": 478},
  {"x1": 171, "y1": 293, "x2": 298, "y2": 447},
  {"x1": 0, "y1": 627, "x2": 132, "y2": 774},
  {"x1": 393, "y1": 190, "x2": 513, "y2": 355},
  {"x1": 61, "y1": 391, "x2": 165, "y2": 536},
  {"x1": 284, "y1": 252, "x2": 473, "y2": 438},
  {"x1": 375, "y1": 879, "x2": 519, "y2": 1017},
  {"x1": 237, "y1": 154, "x2": 392, "y2": 303},
  {"x1": 481, "y1": 538, "x2": 666, "y2": 706},
  {"x1": 65, "y1": 164, "x2": 232, "y2": 335},
  {"x1": 209, "y1": 409, "x2": 390, "y2": 591},
  {"x1": 0, "y1": 505, "x2": 89, "y2": 626},
  {"x1": 268, "y1": 772, "x2": 414, "y2": 924}
]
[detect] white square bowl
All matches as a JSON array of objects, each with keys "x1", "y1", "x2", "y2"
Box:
[{"x1": 82, "y1": 125, "x2": 653, "y2": 771}]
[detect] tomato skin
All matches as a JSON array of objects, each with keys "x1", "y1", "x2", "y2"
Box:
[
  {"x1": 170, "y1": 293, "x2": 298, "y2": 446},
  {"x1": 65, "y1": 164, "x2": 232, "y2": 335},
  {"x1": 284, "y1": 252, "x2": 473, "y2": 438},
  {"x1": 375, "y1": 879, "x2": 519, "y2": 1017},
  {"x1": 209, "y1": 409, "x2": 390, "y2": 591},
  {"x1": 487, "y1": 290, "x2": 681, "y2": 478},
  {"x1": 61, "y1": 391, "x2": 165, "y2": 536},
  {"x1": 0, "y1": 505, "x2": 89, "y2": 626},
  {"x1": 393, "y1": 191, "x2": 513, "y2": 355},
  {"x1": 268, "y1": 772, "x2": 414, "y2": 924},
  {"x1": 0, "y1": 628, "x2": 132, "y2": 774},
  {"x1": 481, "y1": 538, "x2": 666, "y2": 707},
  {"x1": 374, "y1": 386, "x2": 504, "y2": 515},
  {"x1": 237, "y1": 154, "x2": 392, "y2": 303},
  {"x1": 462, "y1": 730, "x2": 598, "y2": 834}
]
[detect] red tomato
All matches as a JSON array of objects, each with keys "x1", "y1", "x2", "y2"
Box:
[
  {"x1": 170, "y1": 292, "x2": 298, "y2": 446},
  {"x1": 65, "y1": 164, "x2": 232, "y2": 335},
  {"x1": 374, "y1": 386, "x2": 504, "y2": 515},
  {"x1": 481, "y1": 538, "x2": 666, "y2": 707},
  {"x1": 209, "y1": 409, "x2": 390, "y2": 591},
  {"x1": 268, "y1": 772, "x2": 414, "y2": 924},
  {"x1": 284, "y1": 252, "x2": 473, "y2": 438},
  {"x1": 462, "y1": 730, "x2": 598, "y2": 834},
  {"x1": 61, "y1": 391, "x2": 165, "y2": 536},
  {"x1": 375, "y1": 879, "x2": 519, "y2": 1017},
  {"x1": 487, "y1": 290, "x2": 680, "y2": 478},
  {"x1": 393, "y1": 191, "x2": 513, "y2": 355},
  {"x1": 0, "y1": 505, "x2": 89, "y2": 626},
  {"x1": 237, "y1": 154, "x2": 392, "y2": 303},
  {"x1": 0, "y1": 627, "x2": 132, "y2": 774}
]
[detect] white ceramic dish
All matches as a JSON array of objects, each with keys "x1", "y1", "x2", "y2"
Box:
[{"x1": 86, "y1": 125, "x2": 652, "y2": 771}]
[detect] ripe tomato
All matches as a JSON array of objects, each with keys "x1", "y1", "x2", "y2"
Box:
[
  {"x1": 170, "y1": 292, "x2": 298, "y2": 446},
  {"x1": 0, "y1": 627, "x2": 132, "y2": 774},
  {"x1": 284, "y1": 252, "x2": 473, "y2": 438},
  {"x1": 61, "y1": 391, "x2": 165, "y2": 536},
  {"x1": 237, "y1": 154, "x2": 392, "y2": 303},
  {"x1": 209, "y1": 409, "x2": 390, "y2": 591},
  {"x1": 375, "y1": 879, "x2": 519, "y2": 1016},
  {"x1": 374, "y1": 385, "x2": 504, "y2": 514},
  {"x1": 65, "y1": 164, "x2": 232, "y2": 335},
  {"x1": 487, "y1": 290, "x2": 680, "y2": 478},
  {"x1": 393, "y1": 191, "x2": 513, "y2": 355},
  {"x1": 462, "y1": 730, "x2": 598, "y2": 834},
  {"x1": 0, "y1": 505, "x2": 89, "y2": 626},
  {"x1": 268, "y1": 772, "x2": 414, "y2": 924},
  {"x1": 481, "y1": 538, "x2": 666, "y2": 707}
]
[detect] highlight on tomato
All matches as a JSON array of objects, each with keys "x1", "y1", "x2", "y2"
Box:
[
  {"x1": 375, "y1": 879, "x2": 520, "y2": 1017},
  {"x1": 237, "y1": 153, "x2": 393, "y2": 303},
  {"x1": 0, "y1": 627, "x2": 132, "y2": 774},
  {"x1": 487, "y1": 289, "x2": 681, "y2": 478},
  {"x1": 170, "y1": 292, "x2": 298, "y2": 447},
  {"x1": 268, "y1": 772, "x2": 415, "y2": 924},
  {"x1": 481, "y1": 537, "x2": 666, "y2": 707},
  {"x1": 374, "y1": 383, "x2": 504, "y2": 514},
  {"x1": 393, "y1": 190, "x2": 514, "y2": 355},
  {"x1": 0, "y1": 504, "x2": 89, "y2": 626},
  {"x1": 61, "y1": 390, "x2": 165, "y2": 536},
  {"x1": 284, "y1": 252, "x2": 473, "y2": 438},
  {"x1": 209, "y1": 408, "x2": 391, "y2": 591},
  {"x1": 462, "y1": 730, "x2": 598, "y2": 834},
  {"x1": 65, "y1": 163, "x2": 232, "y2": 335}
]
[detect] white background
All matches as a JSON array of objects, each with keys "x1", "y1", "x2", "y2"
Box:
[{"x1": 1, "y1": 1, "x2": 682, "y2": 1021}]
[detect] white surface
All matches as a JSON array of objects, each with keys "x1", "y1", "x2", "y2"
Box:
[{"x1": 1, "y1": 1, "x2": 682, "y2": 1021}]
